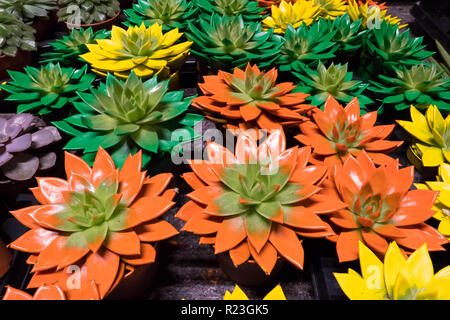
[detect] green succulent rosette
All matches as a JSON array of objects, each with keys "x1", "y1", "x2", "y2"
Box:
[
  {"x1": 1, "y1": 63, "x2": 95, "y2": 116},
  {"x1": 0, "y1": 0, "x2": 57, "y2": 24},
  {"x1": 186, "y1": 14, "x2": 279, "y2": 72},
  {"x1": 370, "y1": 64, "x2": 450, "y2": 113},
  {"x1": 41, "y1": 27, "x2": 111, "y2": 66},
  {"x1": 0, "y1": 12, "x2": 35, "y2": 57},
  {"x1": 196, "y1": 0, "x2": 265, "y2": 21},
  {"x1": 52, "y1": 72, "x2": 203, "y2": 168},
  {"x1": 123, "y1": 0, "x2": 197, "y2": 31},
  {"x1": 268, "y1": 23, "x2": 337, "y2": 72},
  {"x1": 293, "y1": 62, "x2": 373, "y2": 113},
  {"x1": 57, "y1": 0, "x2": 120, "y2": 25}
]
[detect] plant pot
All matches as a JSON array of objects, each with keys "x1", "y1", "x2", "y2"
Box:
[
  {"x1": 0, "y1": 51, "x2": 32, "y2": 81},
  {"x1": 216, "y1": 252, "x2": 285, "y2": 287},
  {"x1": 32, "y1": 16, "x2": 53, "y2": 42},
  {"x1": 0, "y1": 238, "x2": 11, "y2": 279},
  {"x1": 406, "y1": 143, "x2": 439, "y2": 180},
  {"x1": 64, "y1": 10, "x2": 121, "y2": 33},
  {"x1": 119, "y1": 0, "x2": 134, "y2": 9}
]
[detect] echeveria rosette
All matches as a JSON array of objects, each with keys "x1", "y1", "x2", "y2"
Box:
[
  {"x1": 123, "y1": 0, "x2": 197, "y2": 31},
  {"x1": 314, "y1": 0, "x2": 348, "y2": 20},
  {"x1": 186, "y1": 14, "x2": 279, "y2": 72},
  {"x1": 177, "y1": 130, "x2": 347, "y2": 274},
  {"x1": 268, "y1": 23, "x2": 337, "y2": 72},
  {"x1": 8, "y1": 148, "x2": 179, "y2": 299},
  {"x1": 224, "y1": 285, "x2": 286, "y2": 300},
  {"x1": 53, "y1": 72, "x2": 203, "y2": 168},
  {"x1": 370, "y1": 64, "x2": 450, "y2": 113},
  {"x1": 0, "y1": 0, "x2": 57, "y2": 24},
  {"x1": 293, "y1": 62, "x2": 373, "y2": 113},
  {"x1": 41, "y1": 28, "x2": 111, "y2": 66},
  {"x1": 196, "y1": 0, "x2": 265, "y2": 22},
  {"x1": 347, "y1": 0, "x2": 404, "y2": 30},
  {"x1": 397, "y1": 105, "x2": 450, "y2": 168},
  {"x1": 322, "y1": 150, "x2": 448, "y2": 262},
  {"x1": 80, "y1": 24, "x2": 192, "y2": 80},
  {"x1": 1, "y1": 64, "x2": 95, "y2": 116},
  {"x1": 295, "y1": 95, "x2": 402, "y2": 167},
  {"x1": 335, "y1": 241, "x2": 450, "y2": 299},
  {"x1": 0, "y1": 114, "x2": 61, "y2": 183},
  {"x1": 415, "y1": 163, "x2": 450, "y2": 241},
  {"x1": 57, "y1": 0, "x2": 120, "y2": 25},
  {"x1": 192, "y1": 64, "x2": 314, "y2": 130},
  {"x1": 0, "y1": 12, "x2": 35, "y2": 57},
  {"x1": 3, "y1": 284, "x2": 100, "y2": 300}
]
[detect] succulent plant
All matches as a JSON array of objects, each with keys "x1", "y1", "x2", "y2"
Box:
[
  {"x1": 314, "y1": 0, "x2": 348, "y2": 19},
  {"x1": 8, "y1": 148, "x2": 179, "y2": 299},
  {"x1": 192, "y1": 63, "x2": 314, "y2": 130},
  {"x1": 293, "y1": 62, "x2": 373, "y2": 112},
  {"x1": 262, "y1": 0, "x2": 321, "y2": 34},
  {"x1": 224, "y1": 285, "x2": 286, "y2": 300},
  {"x1": 80, "y1": 24, "x2": 192, "y2": 80},
  {"x1": 430, "y1": 40, "x2": 450, "y2": 77},
  {"x1": 196, "y1": 0, "x2": 265, "y2": 22},
  {"x1": 41, "y1": 28, "x2": 111, "y2": 66},
  {"x1": 186, "y1": 14, "x2": 278, "y2": 72},
  {"x1": 397, "y1": 105, "x2": 450, "y2": 168},
  {"x1": 57, "y1": 0, "x2": 120, "y2": 25},
  {"x1": 370, "y1": 64, "x2": 450, "y2": 112},
  {"x1": 1, "y1": 64, "x2": 95, "y2": 116},
  {"x1": 344, "y1": 0, "x2": 387, "y2": 10},
  {"x1": 269, "y1": 22, "x2": 337, "y2": 72},
  {"x1": 177, "y1": 130, "x2": 345, "y2": 274},
  {"x1": 321, "y1": 150, "x2": 448, "y2": 262},
  {"x1": 123, "y1": 0, "x2": 197, "y2": 31},
  {"x1": 0, "y1": 0, "x2": 57, "y2": 24},
  {"x1": 295, "y1": 95, "x2": 402, "y2": 167},
  {"x1": 52, "y1": 72, "x2": 203, "y2": 168},
  {"x1": 0, "y1": 113, "x2": 61, "y2": 183},
  {"x1": 3, "y1": 284, "x2": 100, "y2": 300},
  {"x1": 346, "y1": 0, "x2": 404, "y2": 30},
  {"x1": 335, "y1": 241, "x2": 450, "y2": 299},
  {"x1": 415, "y1": 163, "x2": 450, "y2": 240},
  {"x1": 0, "y1": 12, "x2": 36, "y2": 57}
]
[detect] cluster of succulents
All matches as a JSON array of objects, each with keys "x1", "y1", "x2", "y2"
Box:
[
  {"x1": 0, "y1": 12, "x2": 36, "y2": 57},
  {"x1": 57, "y1": 0, "x2": 120, "y2": 25},
  {"x1": 0, "y1": 0, "x2": 57, "y2": 24}
]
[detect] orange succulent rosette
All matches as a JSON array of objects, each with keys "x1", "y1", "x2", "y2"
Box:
[
  {"x1": 345, "y1": 0, "x2": 387, "y2": 10},
  {"x1": 321, "y1": 150, "x2": 448, "y2": 262},
  {"x1": 2, "y1": 284, "x2": 99, "y2": 300},
  {"x1": 177, "y1": 130, "x2": 347, "y2": 274},
  {"x1": 295, "y1": 95, "x2": 402, "y2": 168},
  {"x1": 192, "y1": 64, "x2": 314, "y2": 131},
  {"x1": 8, "y1": 147, "x2": 178, "y2": 299}
]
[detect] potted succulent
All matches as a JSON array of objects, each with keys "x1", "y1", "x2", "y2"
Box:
[
  {"x1": 319, "y1": 150, "x2": 448, "y2": 262},
  {"x1": 192, "y1": 63, "x2": 315, "y2": 131},
  {"x1": 41, "y1": 27, "x2": 110, "y2": 66},
  {"x1": 123, "y1": 0, "x2": 197, "y2": 31},
  {"x1": 397, "y1": 105, "x2": 450, "y2": 176},
  {"x1": 57, "y1": 0, "x2": 121, "y2": 32},
  {"x1": 3, "y1": 284, "x2": 99, "y2": 300},
  {"x1": 80, "y1": 24, "x2": 192, "y2": 85},
  {"x1": 293, "y1": 62, "x2": 374, "y2": 113},
  {"x1": 0, "y1": 13, "x2": 36, "y2": 80},
  {"x1": 196, "y1": 0, "x2": 265, "y2": 22},
  {"x1": 334, "y1": 241, "x2": 450, "y2": 299},
  {"x1": 370, "y1": 64, "x2": 450, "y2": 114},
  {"x1": 186, "y1": 14, "x2": 279, "y2": 73},
  {"x1": 7, "y1": 147, "x2": 179, "y2": 299},
  {"x1": 295, "y1": 95, "x2": 402, "y2": 167},
  {"x1": 177, "y1": 130, "x2": 345, "y2": 286},
  {"x1": 0, "y1": 63, "x2": 95, "y2": 117},
  {"x1": 0, "y1": 113, "x2": 61, "y2": 200},
  {"x1": 52, "y1": 72, "x2": 203, "y2": 168},
  {"x1": 346, "y1": 0, "x2": 404, "y2": 29},
  {"x1": 224, "y1": 284, "x2": 286, "y2": 300}
]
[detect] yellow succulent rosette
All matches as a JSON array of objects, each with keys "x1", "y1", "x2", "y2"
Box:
[
  {"x1": 262, "y1": 0, "x2": 321, "y2": 34},
  {"x1": 347, "y1": 0, "x2": 406, "y2": 29},
  {"x1": 224, "y1": 285, "x2": 286, "y2": 300},
  {"x1": 80, "y1": 23, "x2": 192, "y2": 80},
  {"x1": 334, "y1": 241, "x2": 450, "y2": 300},
  {"x1": 415, "y1": 163, "x2": 450, "y2": 240}
]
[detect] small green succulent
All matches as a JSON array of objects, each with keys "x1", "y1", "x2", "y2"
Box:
[
  {"x1": 0, "y1": 12, "x2": 35, "y2": 57},
  {"x1": 123, "y1": 0, "x2": 197, "y2": 31},
  {"x1": 186, "y1": 14, "x2": 279, "y2": 72},
  {"x1": 1, "y1": 63, "x2": 95, "y2": 116},
  {"x1": 0, "y1": 0, "x2": 57, "y2": 24},
  {"x1": 370, "y1": 63, "x2": 450, "y2": 112},
  {"x1": 269, "y1": 23, "x2": 337, "y2": 72},
  {"x1": 41, "y1": 27, "x2": 110, "y2": 66},
  {"x1": 293, "y1": 62, "x2": 373, "y2": 113},
  {"x1": 196, "y1": 0, "x2": 265, "y2": 21},
  {"x1": 52, "y1": 72, "x2": 203, "y2": 168},
  {"x1": 57, "y1": 0, "x2": 120, "y2": 25}
]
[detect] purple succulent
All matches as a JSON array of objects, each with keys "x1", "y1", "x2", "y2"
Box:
[{"x1": 0, "y1": 114, "x2": 61, "y2": 182}]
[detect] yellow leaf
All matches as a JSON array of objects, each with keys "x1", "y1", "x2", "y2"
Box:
[
  {"x1": 263, "y1": 285, "x2": 286, "y2": 300},
  {"x1": 384, "y1": 242, "x2": 406, "y2": 299}
]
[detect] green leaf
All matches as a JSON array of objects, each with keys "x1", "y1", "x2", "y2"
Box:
[
  {"x1": 214, "y1": 191, "x2": 248, "y2": 216},
  {"x1": 131, "y1": 128, "x2": 159, "y2": 153},
  {"x1": 82, "y1": 114, "x2": 118, "y2": 131},
  {"x1": 114, "y1": 123, "x2": 140, "y2": 135}
]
